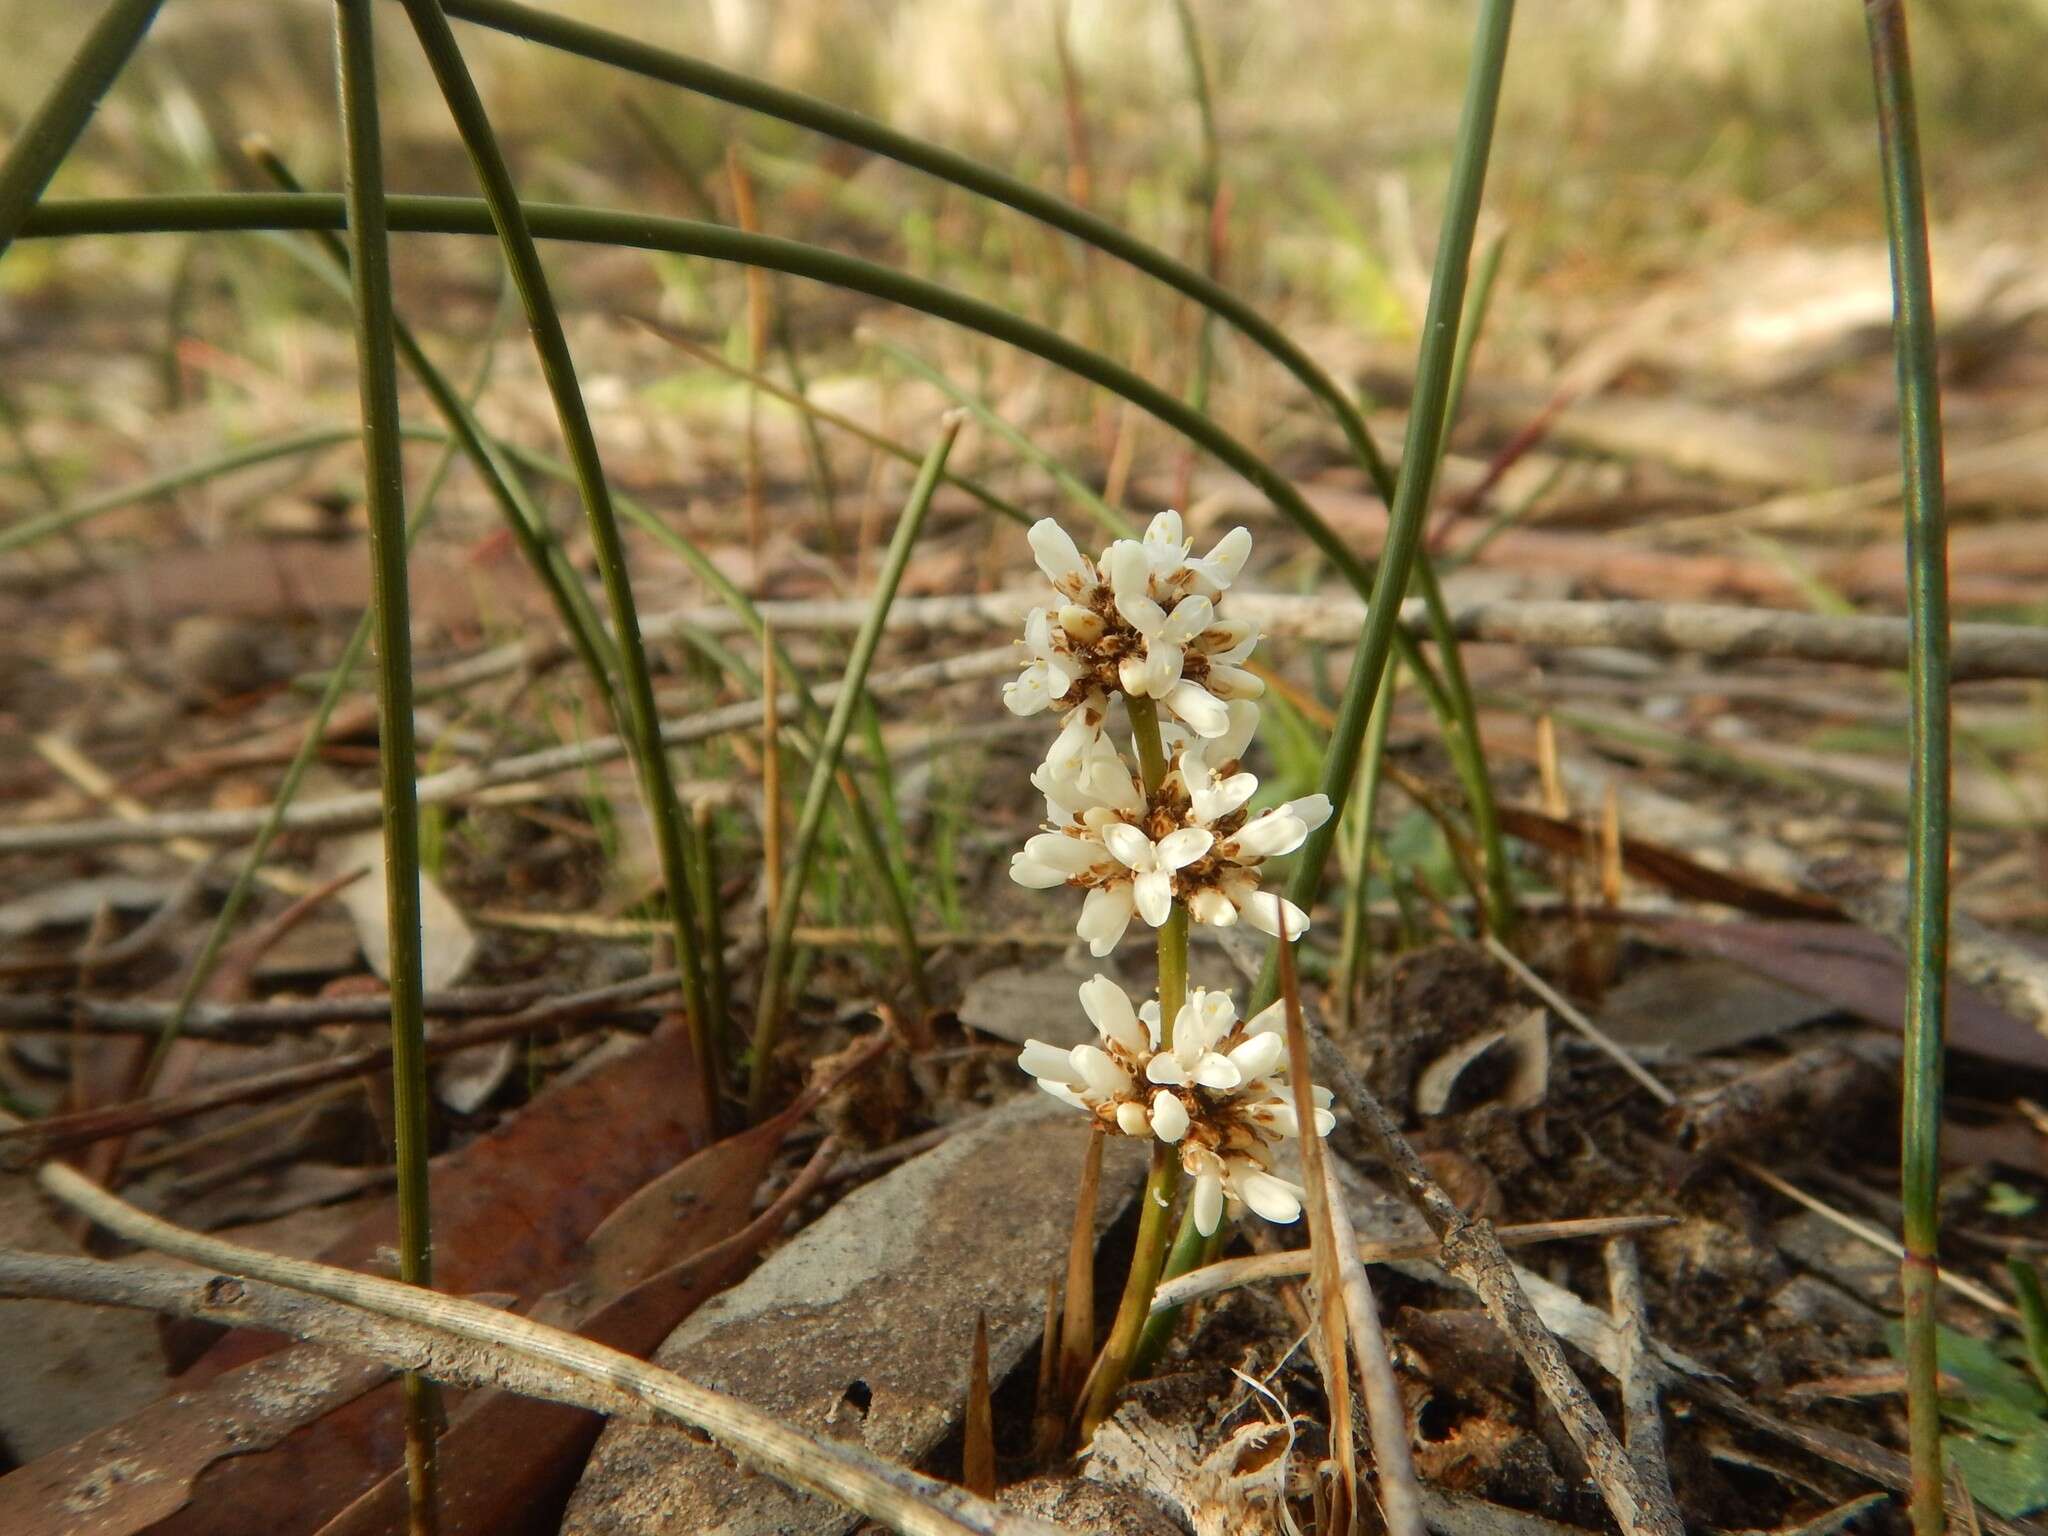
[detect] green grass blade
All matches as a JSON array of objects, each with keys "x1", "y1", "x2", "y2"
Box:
[
  {"x1": 333, "y1": 1, "x2": 440, "y2": 1525},
  {"x1": 393, "y1": 0, "x2": 714, "y2": 1127},
  {"x1": 0, "y1": 0, "x2": 162, "y2": 259},
  {"x1": 747, "y1": 417, "x2": 962, "y2": 1118},
  {"x1": 1272, "y1": 0, "x2": 1515, "y2": 1000},
  {"x1": 1863, "y1": 6, "x2": 1952, "y2": 1533}
]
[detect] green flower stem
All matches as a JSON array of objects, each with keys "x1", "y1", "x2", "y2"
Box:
[
  {"x1": 394, "y1": 0, "x2": 713, "y2": 1128},
  {"x1": 1864, "y1": 5, "x2": 1952, "y2": 1533},
  {"x1": 1081, "y1": 694, "x2": 1187, "y2": 1436},
  {"x1": 746, "y1": 418, "x2": 960, "y2": 1120},
  {"x1": 334, "y1": 3, "x2": 439, "y2": 1529},
  {"x1": 0, "y1": 0, "x2": 162, "y2": 259}
]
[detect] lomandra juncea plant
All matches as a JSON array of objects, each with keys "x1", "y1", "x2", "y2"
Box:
[{"x1": 1003, "y1": 512, "x2": 1335, "y2": 1429}]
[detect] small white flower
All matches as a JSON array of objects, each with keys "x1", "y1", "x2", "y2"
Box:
[
  {"x1": 1002, "y1": 607, "x2": 1084, "y2": 717},
  {"x1": 1100, "y1": 822, "x2": 1214, "y2": 927},
  {"x1": 1020, "y1": 977, "x2": 1338, "y2": 1239}
]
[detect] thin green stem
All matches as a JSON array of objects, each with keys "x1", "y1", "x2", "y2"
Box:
[
  {"x1": 1339, "y1": 659, "x2": 1399, "y2": 1023},
  {"x1": 747, "y1": 419, "x2": 961, "y2": 1119},
  {"x1": 394, "y1": 0, "x2": 712, "y2": 1127},
  {"x1": 0, "y1": 0, "x2": 162, "y2": 259},
  {"x1": 333, "y1": 3, "x2": 438, "y2": 1529},
  {"x1": 1865, "y1": 5, "x2": 1952, "y2": 1532},
  {"x1": 1264, "y1": 0, "x2": 1515, "y2": 1010}
]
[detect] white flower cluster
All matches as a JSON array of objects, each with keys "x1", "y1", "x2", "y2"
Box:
[
  {"x1": 1020, "y1": 977, "x2": 1335, "y2": 1235},
  {"x1": 1003, "y1": 514, "x2": 1338, "y2": 1239},
  {"x1": 1006, "y1": 514, "x2": 1331, "y2": 958}
]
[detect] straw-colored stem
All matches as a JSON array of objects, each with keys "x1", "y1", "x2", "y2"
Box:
[
  {"x1": 747, "y1": 419, "x2": 961, "y2": 1119},
  {"x1": 333, "y1": 3, "x2": 439, "y2": 1528},
  {"x1": 395, "y1": 0, "x2": 713, "y2": 1127},
  {"x1": 1864, "y1": 4, "x2": 1952, "y2": 1532}
]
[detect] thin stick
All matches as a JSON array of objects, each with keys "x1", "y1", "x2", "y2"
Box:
[
  {"x1": 409, "y1": 591, "x2": 2048, "y2": 683},
  {"x1": 1295, "y1": 994, "x2": 1683, "y2": 1536},
  {"x1": 0, "y1": 650, "x2": 1014, "y2": 855},
  {"x1": 1604, "y1": 1239, "x2": 1678, "y2": 1521},
  {"x1": 1484, "y1": 934, "x2": 1674, "y2": 1105},
  {"x1": 0, "y1": 1250, "x2": 1060, "y2": 1536},
  {"x1": 1147, "y1": 1215, "x2": 1679, "y2": 1311},
  {"x1": 0, "y1": 974, "x2": 681, "y2": 1158}
]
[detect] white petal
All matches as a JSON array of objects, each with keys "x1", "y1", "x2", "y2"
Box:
[
  {"x1": 1035, "y1": 1079, "x2": 1086, "y2": 1109},
  {"x1": 1140, "y1": 643, "x2": 1185, "y2": 696},
  {"x1": 1104, "y1": 542, "x2": 1159, "y2": 620},
  {"x1": 1164, "y1": 679, "x2": 1230, "y2": 738},
  {"x1": 1028, "y1": 519, "x2": 1088, "y2": 588},
  {"x1": 1010, "y1": 853, "x2": 1073, "y2": 889},
  {"x1": 1139, "y1": 999, "x2": 1163, "y2": 1049},
  {"x1": 1100, "y1": 821, "x2": 1156, "y2": 870},
  {"x1": 1247, "y1": 1101, "x2": 1302, "y2": 1137},
  {"x1": 1227, "y1": 1032, "x2": 1287, "y2": 1082},
  {"x1": 1243, "y1": 891, "x2": 1311, "y2": 940},
  {"x1": 1314, "y1": 1107, "x2": 1337, "y2": 1136},
  {"x1": 1160, "y1": 594, "x2": 1214, "y2": 647},
  {"x1": 1207, "y1": 664, "x2": 1265, "y2": 700},
  {"x1": 1144, "y1": 1053, "x2": 1189, "y2": 1086},
  {"x1": 1235, "y1": 1169, "x2": 1305, "y2": 1224},
  {"x1": 1024, "y1": 832, "x2": 1103, "y2": 876},
  {"x1": 1078, "y1": 884, "x2": 1135, "y2": 957},
  {"x1": 1071, "y1": 1044, "x2": 1132, "y2": 1099},
  {"x1": 1150, "y1": 1091, "x2": 1189, "y2": 1142},
  {"x1": 1059, "y1": 603, "x2": 1105, "y2": 643},
  {"x1": 1217, "y1": 700, "x2": 1261, "y2": 760},
  {"x1": 1199, "y1": 526, "x2": 1251, "y2": 585},
  {"x1": 1115, "y1": 1101, "x2": 1152, "y2": 1137},
  {"x1": 1118, "y1": 651, "x2": 1158, "y2": 697},
  {"x1": 1187, "y1": 887, "x2": 1236, "y2": 926},
  {"x1": 1133, "y1": 869, "x2": 1175, "y2": 928},
  {"x1": 1232, "y1": 810, "x2": 1307, "y2": 860},
  {"x1": 1003, "y1": 665, "x2": 1052, "y2": 716},
  {"x1": 1191, "y1": 1170, "x2": 1226, "y2": 1236},
  {"x1": 1195, "y1": 616, "x2": 1255, "y2": 657},
  {"x1": 1019, "y1": 1039, "x2": 1084, "y2": 1085},
  {"x1": 1079, "y1": 974, "x2": 1147, "y2": 1056},
  {"x1": 1244, "y1": 999, "x2": 1288, "y2": 1038},
  {"x1": 1155, "y1": 826, "x2": 1215, "y2": 870},
  {"x1": 1190, "y1": 770, "x2": 1259, "y2": 823},
  {"x1": 1146, "y1": 509, "x2": 1186, "y2": 549},
  {"x1": 1195, "y1": 988, "x2": 1237, "y2": 1038},
  {"x1": 1283, "y1": 794, "x2": 1334, "y2": 834},
  {"x1": 1192, "y1": 1053, "x2": 1244, "y2": 1091}
]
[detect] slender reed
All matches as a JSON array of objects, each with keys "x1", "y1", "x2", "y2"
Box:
[
  {"x1": 395, "y1": 0, "x2": 714, "y2": 1126},
  {"x1": 332, "y1": 2, "x2": 440, "y2": 1527},
  {"x1": 748, "y1": 419, "x2": 961, "y2": 1117},
  {"x1": 0, "y1": 0, "x2": 162, "y2": 257},
  {"x1": 1864, "y1": 5, "x2": 1953, "y2": 1532}
]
